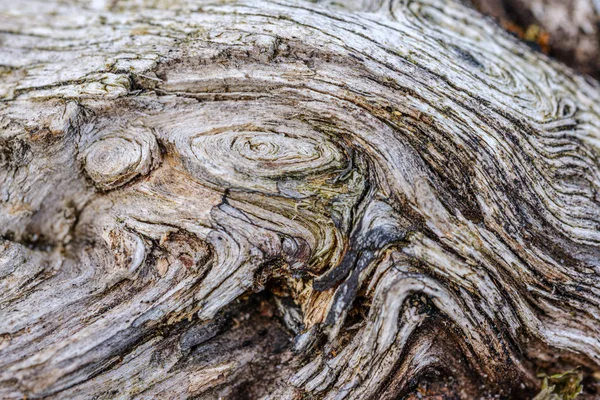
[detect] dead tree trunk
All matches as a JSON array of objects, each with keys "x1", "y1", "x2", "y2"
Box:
[{"x1": 1, "y1": 0, "x2": 599, "y2": 398}]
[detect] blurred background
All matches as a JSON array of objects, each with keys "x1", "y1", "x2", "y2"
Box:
[{"x1": 469, "y1": 0, "x2": 600, "y2": 79}]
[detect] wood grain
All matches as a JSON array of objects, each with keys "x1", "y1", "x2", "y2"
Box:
[{"x1": 0, "y1": 0, "x2": 599, "y2": 398}]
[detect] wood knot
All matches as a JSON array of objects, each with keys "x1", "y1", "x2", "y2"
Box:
[{"x1": 82, "y1": 125, "x2": 160, "y2": 190}]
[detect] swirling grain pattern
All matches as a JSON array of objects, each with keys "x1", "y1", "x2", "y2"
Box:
[{"x1": 0, "y1": 0, "x2": 599, "y2": 398}]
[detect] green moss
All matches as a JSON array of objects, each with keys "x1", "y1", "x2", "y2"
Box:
[{"x1": 533, "y1": 370, "x2": 583, "y2": 400}]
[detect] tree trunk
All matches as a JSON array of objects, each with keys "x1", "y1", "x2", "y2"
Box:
[{"x1": 1, "y1": 0, "x2": 599, "y2": 398}]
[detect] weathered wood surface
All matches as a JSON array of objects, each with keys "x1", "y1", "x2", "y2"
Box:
[{"x1": 0, "y1": 0, "x2": 599, "y2": 398}]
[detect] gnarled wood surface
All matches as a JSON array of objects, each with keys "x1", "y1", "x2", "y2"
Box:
[{"x1": 1, "y1": 0, "x2": 599, "y2": 398}]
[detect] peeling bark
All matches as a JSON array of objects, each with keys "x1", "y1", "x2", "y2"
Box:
[{"x1": 1, "y1": 0, "x2": 600, "y2": 398}]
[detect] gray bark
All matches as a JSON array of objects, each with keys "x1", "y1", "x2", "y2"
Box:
[{"x1": 0, "y1": 0, "x2": 599, "y2": 398}]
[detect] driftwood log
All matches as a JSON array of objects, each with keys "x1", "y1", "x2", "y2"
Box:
[{"x1": 1, "y1": 0, "x2": 599, "y2": 398}]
